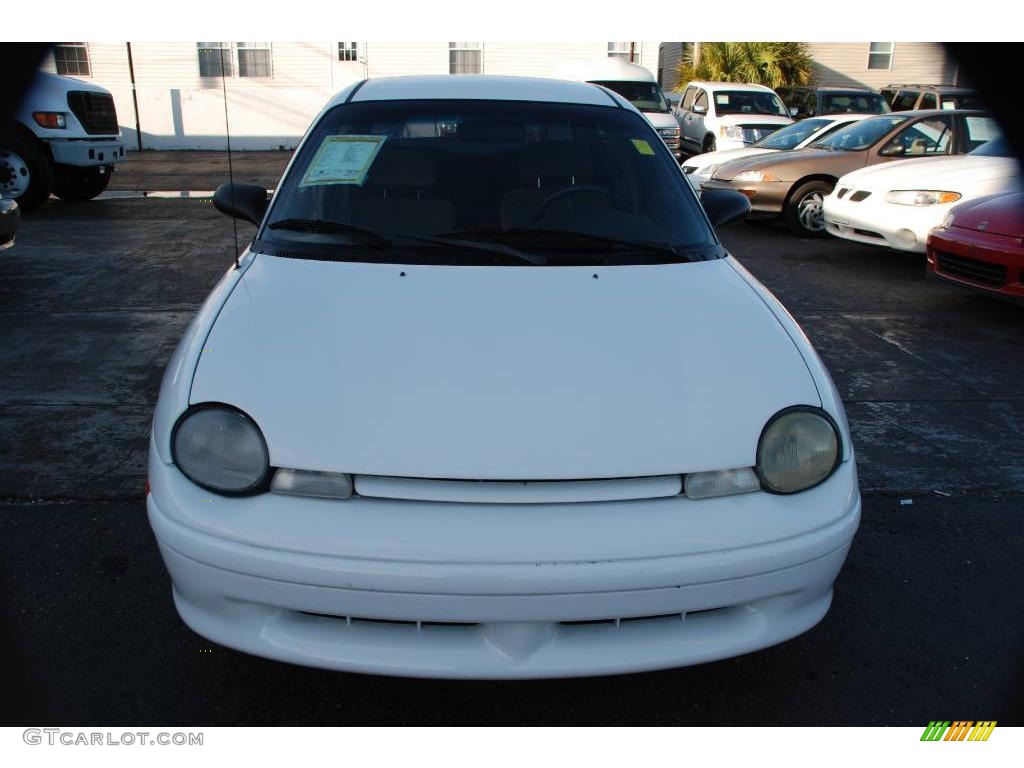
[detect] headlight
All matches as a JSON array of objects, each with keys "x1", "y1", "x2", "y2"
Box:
[
  {"x1": 658, "y1": 127, "x2": 680, "y2": 139},
  {"x1": 732, "y1": 170, "x2": 780, "y2": 183},
  {"x1": 885, "y1": 190, "x2": 962, "y2": 206},
  {"x1": 720, "y1": 125, "x2": 745, "y2": 140},
  {"x1": 172, "y1": 405, "x2": 270, "y2": 494},
  {"x1": 756, "y1": 407, "x2": 840, "y2": 494}
]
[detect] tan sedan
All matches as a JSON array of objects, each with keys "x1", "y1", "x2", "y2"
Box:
[{"x1": 700, "y1": 110, "x2": 996, "y2": 236}]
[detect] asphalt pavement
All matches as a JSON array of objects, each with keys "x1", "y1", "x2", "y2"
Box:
[{"x1": 1, "y1": 151, "x2": 1021, "y2": 725}]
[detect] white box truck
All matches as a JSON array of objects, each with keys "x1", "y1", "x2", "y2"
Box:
[{"x1": 2, "y1": 71, "x2": 126, "y2": 211}]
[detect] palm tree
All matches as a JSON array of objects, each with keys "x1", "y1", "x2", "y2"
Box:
[{"x1": 677, "y1": 42, "x2": 815, "y2": 89}]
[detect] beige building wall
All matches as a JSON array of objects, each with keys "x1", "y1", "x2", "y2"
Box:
[{"x1": 807, "y1": 42, "x2": 958, "y2": 89}]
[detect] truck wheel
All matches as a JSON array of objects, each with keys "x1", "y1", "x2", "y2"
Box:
[
  {"x1": 53, "y1": 168, "x2": 112, "y2": 201},
  {"x1": 784, "y1": 180, "x2": 833, "y2": 237},
  {"x1": 0, "y1": 132, "x2": 53, "y2": 212}
]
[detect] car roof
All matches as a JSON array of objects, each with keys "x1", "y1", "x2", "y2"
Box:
[
  {"x1": 686, "y1": 81, "x2": 776, "y2": 93},
  {"x1": 789, "y1": 85, "x2": 880, "y2": 93},
  {"x1": 327, "y1": 75, "x2": 629, "y2": 109},
  {"x1": 885, "y1": 108, "x2": 987, "y2": 117},
  {"x1": 885, "y1": 84, "x2": 976, "y2": 92}
]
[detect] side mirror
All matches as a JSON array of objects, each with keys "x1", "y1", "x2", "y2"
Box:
[
  {"x1": 700, "y1": 189, "x2": 751, "y2": 228},
  {"x1": 0, "y1": 198, "x2": 19, "y2": 250},
  {"x1": 213, "y1": 182, "x2": 269, "y2": 226},
  {"x1": 789, "y1": 106, "x2": 799, "y2": 117},
  {"x1": 692, "y1": 103, "x2": 707, "y2": 115}
]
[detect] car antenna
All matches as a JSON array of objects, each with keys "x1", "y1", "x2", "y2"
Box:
[{"x1": 219, "y1": 46, "x2": 241, "y2": 269}]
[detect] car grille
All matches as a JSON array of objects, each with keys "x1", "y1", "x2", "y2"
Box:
[
  {"x1": 935, "y1": 251, "x2": 1008, "y2": 288},
  {"x1": 66, "y1": 91, "x2": 119, "y2": 135},
  {"x1": 741, "y1": 124, "x2": 782, "y2": 143}
]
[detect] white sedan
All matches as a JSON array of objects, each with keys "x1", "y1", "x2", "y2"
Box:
[
  {"x1": 148, "y1": 75, "x2": 860, "y2": 679},
  {"x1": 682, "y1": 114, "x2": 873, "y2": 190},
  {"x1": 824, "y1": 137, "x2": 1021, "y2": 253}
]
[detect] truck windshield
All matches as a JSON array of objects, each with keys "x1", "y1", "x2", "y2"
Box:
[
  {"x1": 260, "y1": 99, "x2": 716, "y2": 265},
  {"x1": 713, "y1": 91, "x2": 788, "y2": 117},
  {"x1": 589, "y1": 81, "x2": 671, "y2": 113}
]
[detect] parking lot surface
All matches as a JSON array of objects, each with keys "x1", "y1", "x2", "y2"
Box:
[{"x1": 2, "y1": 152, "x2": 1022, "y2": 725}]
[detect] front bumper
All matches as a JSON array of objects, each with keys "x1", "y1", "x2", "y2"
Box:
[
  {"x1": 148, "y1": 446, "x2": 860, "y2": 679},
  {"x1": 927, "y1": 226, "x2": 1024, "y2": 303},
  {"x1": 823, "y1": 192, "x2": 950, "y2": 253},
  {"x1": 48, "y1": 138, "x2": 126, "y2": 168},
  {"x1": 700, "y1": 177, "x2": 790, "y2": 215}
]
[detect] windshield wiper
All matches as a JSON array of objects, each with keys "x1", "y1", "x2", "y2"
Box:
[
  {"x1": 267, "y1": 218, "x2": 393, "y2": 248},
  {"x1": 268, "y1": 218, "x2": 544, "y2": 265},
  {"x1": 435, "y1": 227, "x2": 699, "y2": 261}
]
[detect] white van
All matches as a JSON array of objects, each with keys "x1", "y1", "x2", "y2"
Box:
[{"x1": 555, "y1": 58, "x2": 682, "y2": 159}]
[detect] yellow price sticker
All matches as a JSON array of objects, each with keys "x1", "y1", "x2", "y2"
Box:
[{"x1": 631, "y1": 139, "x2": 655, "y2": 156}]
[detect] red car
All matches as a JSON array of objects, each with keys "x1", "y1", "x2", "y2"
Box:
[{"x1": 927, "y1": 190, "x2": 1024, "y2": 304}]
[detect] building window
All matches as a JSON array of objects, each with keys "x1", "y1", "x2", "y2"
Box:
[
  {"x1": 608, "y1": 42, "x2": 633, "y2": 61},
  {"x1": 868, "y1": 42, "x2": 894, "y2": 70},
  {"x1": 237, "y1": 42, "x2": 271, "y2": 77},
  {"x1": 338, "y1": 42, "x2": 359, "y2": 62},
  {"x1": 54, "y1": 43, "x2": 90, "y2": 76},
  {"x1": 198, "y1": 42, "x2": 233, "y2": 77},
  {"x1": 449, "y1": 42, "x2": 482, "y2": 74}
]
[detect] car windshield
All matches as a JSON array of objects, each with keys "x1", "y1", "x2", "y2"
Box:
[
  {"x1": 712, "y1": 90, "x2": 788, "y2": 117},
  {"x1": 820, "y1": 92, "x2": 891, "y2": 114},
  {"x1": 260, "y1": 99, "x2": 716, "y2": 265},
  {"x1": 811, "y1": 115, "x2": 909, "y2": 151},
  {"x1": 589, "y1": 80, "x2": 670, "y2": 113},
  {"x1": 752, "y1": 118, "x2": 832, "y2": 150},
  {"x1": 969, "y1": 137, "x2": 1013, "y2": 157}
]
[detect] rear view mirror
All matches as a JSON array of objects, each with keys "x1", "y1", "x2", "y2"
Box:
[
  {"x1": 213, "y1": 182, "x2": 269, "y2": 226},
  {"x1": 700, "y1": 189, "x2": 751, "y2": 228},
  {"x1": 0, "y1": 198, "x2": 19, "y2": 250}
]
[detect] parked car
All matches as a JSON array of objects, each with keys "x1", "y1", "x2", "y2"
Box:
[
  {"x1": 881, "y1": 84, "x2": 981, "y2": 112},
  {"x1": 926, "y1": 189, "x2": 1024, "y2": 304},
  {"x1": 700, "y1": 110, "x2": 998, "y2": 236},
  {"x1": 148, "y1": 75, "x2": 860, "y2": 680},
  {"x1": 675, "y1": 81, "x2": 792, "y2": 156},
  {"x1": 776, "y1": 86, "x2": 891, "y2": 119},
  {"x1": 823, "y1": 136, "x2": 1021, "y2": 252},
  {"x1": 682, "y1": 114, "x2": 874, "y2": 190},
  {"x1": 0, "y1": 198, "x2": 18, "y2": 249},
  {"x1": 1, "y1": 71, "x2": 126, "y2": 211},
  {"x1": 557, "y1": 58, "x2": 682, "y2": 159}
]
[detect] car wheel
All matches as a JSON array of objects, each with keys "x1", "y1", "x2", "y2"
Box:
[
  {"x1": 785, "y1": 180, "x2": 833, "y2": 237},
  {"x1": 53, "y1": 167, "x2": 112, "y2": 201},
  {"x1": 0, "y1": 131, "x2": 53, "y2": 212},
  {"x1": 702, "y1": 135, "x2": 716, "y2": 154}
]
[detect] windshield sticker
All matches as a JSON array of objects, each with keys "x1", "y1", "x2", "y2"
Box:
[
  {"x1": 715, "y1": 94, "x2": 730, "y2": 105},
  {"x1": 299, "y1": 135, "x2": 387, "y2": 187},
  {"x1": 965, "y1": 117, "x2": 997, "y2": 142},
  {"x1": 630, "y1": 139, "x2": 655, "y2": 156}
]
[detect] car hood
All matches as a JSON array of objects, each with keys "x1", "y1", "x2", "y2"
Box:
[
  {"x1": 715, "y1": 114, "x2": 792, "y2": 128},
  {"x1": 949, "y1": 190, "x2": 1024, "y2": 237},
  {"x1": 641, "y1": 111, "x2": 679, "y2": 131},
  {"x1": 712, "y1": 147, "x2": 866, "y2": 182},
  {"x1": 190, "y1": 255, "x2": 821, "y2": 480},
  {"x1": 684, "y1": 147, "x2": 777, "y2": 171},
  {"x1": 836, "y1": 155, "x2": 1023, "y2": 191}
]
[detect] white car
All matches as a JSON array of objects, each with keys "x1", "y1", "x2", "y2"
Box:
[
  {"x1": 676, "y1": 81, "x2": 792, "y2": 156},
  {"x1": 148, "y1": 75, "x2": 860, "y2": 679},
  {"x1": 824, "y1": 137, "x2": 1021, "y2": 252},
  {"x1": 682, "y1": 114, "x2": 874, "y2": 190}
]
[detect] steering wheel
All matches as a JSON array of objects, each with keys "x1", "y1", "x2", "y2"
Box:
[{"x1": 528, "y1": 185, "x2": 616, "y2": 225}]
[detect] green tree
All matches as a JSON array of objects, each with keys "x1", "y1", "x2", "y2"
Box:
[{"x1": 677, "y1": 42, "x2": 815, "y2": 89}]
